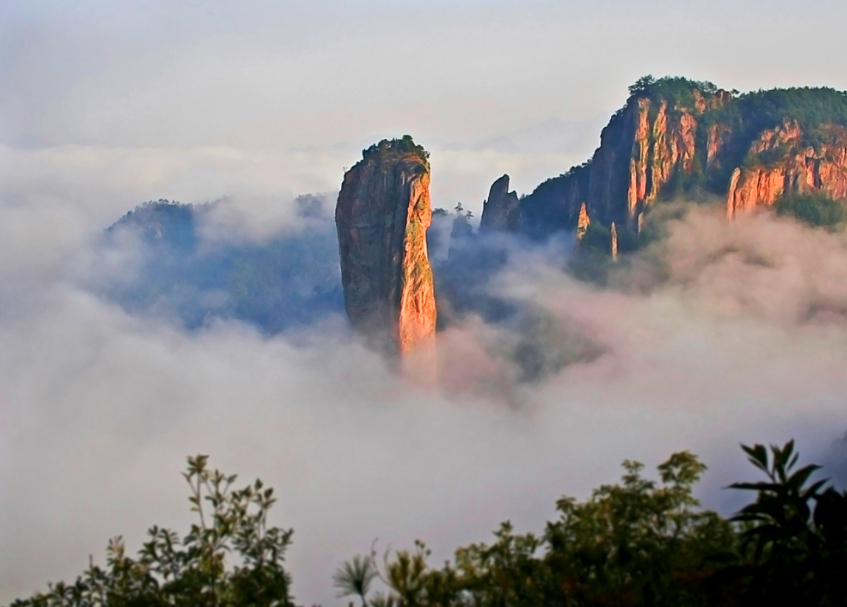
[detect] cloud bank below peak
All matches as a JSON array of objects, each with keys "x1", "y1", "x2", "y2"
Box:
[{"x1": 3, "y1": 167, "x2": 847, "y2": 606}]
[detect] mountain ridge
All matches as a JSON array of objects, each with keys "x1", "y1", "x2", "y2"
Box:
[
  {"x1": 511, "y1": 77, "x2": 847, "y2": 244},
  {"x1": 97, "y1": 78, "x2": 847, "y2": 359}
]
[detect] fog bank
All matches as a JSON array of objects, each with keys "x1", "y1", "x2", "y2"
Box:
[{"x1": 2, "y1": 190, "x2": 847, "y2": 603}]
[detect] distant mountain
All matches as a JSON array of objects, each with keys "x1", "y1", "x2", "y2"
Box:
[{"x1": 100, "y1": 196, "x2": 344, "y2": 334}]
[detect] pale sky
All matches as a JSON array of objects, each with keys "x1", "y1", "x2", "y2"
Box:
[
  {"x1": 4, "y1": 2, "x2": 847, "y2": 604},
  {"x1": 5, "y1": 0, "x2": 847, "y2": 218}
]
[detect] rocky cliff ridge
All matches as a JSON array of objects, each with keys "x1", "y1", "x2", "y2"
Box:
[
  {"x1": 516, "y1": 78, "x2": 847, "y2": 242},
  {"x1": 727, "y1": 120, "x2": 847, "y2": 218}
]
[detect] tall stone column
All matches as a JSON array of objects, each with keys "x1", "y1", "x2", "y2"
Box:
[{"x1": 335, "y1": 137, "x2": 437, "y2": 379}]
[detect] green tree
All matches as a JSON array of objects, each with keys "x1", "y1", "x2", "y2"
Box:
[
  {"x1": 726, "y1": 440, "x2": 847, "y2": 605},
  {"x1": 628, "y1": 75, "x2": 656, "y2": 96},
  {"x1": 12, "y1": 455, "x2": 296, "y2": 607},
  {"x1": 337, "y1": 451, "x2": 737, "y2": 607},
  {"x1": 541, "y1": 451, "x2": 736, "y2": 606}
]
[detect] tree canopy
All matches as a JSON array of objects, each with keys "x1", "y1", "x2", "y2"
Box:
[
  {"x1": 11, "y1": 441, "x2": 847, "y2": 606},
  {"x1": 774, "y1": 192, "x2": 847, "y2": 228}
]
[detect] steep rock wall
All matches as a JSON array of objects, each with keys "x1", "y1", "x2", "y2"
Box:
[
  {"x1": 520, "y1": 90, "x2": 725, "y2": 239},
  {"x1": 512, "y1": 81, "x2": 847, "y2": 249},
  {"x1": 727, "y1": 121, "x2": 847, "y2": 218},
  {"x1": 335, "y1": 140, "x2": 437, "y2": 358}
]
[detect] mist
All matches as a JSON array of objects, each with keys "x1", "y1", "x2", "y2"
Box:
[
  {"x1": 92, "y1": 195, "x2": 344, "y2": 334},
  {"x1": 3, "y1": 182, "x2": 847, "y2": 605}
]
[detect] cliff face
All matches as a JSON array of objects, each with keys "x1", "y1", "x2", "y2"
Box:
[
  {"x1": 518, "y1": 79, "x2": 847, "y2": 242},
  {"x1": 335, "y1": 138, "x2": 437, "y2": 358},
  {"x1": 480, "y1": 174, "x2": 521, "y2": 232},
  {"x1": 624, "y1": 97, "x2": 700, "y2": 223},
  {"x1": 727, "y1": 121, "x2": 847, "y2": 218},
  {"x1": 520, "y1": 89, "x2": 725, "y2": 239}
]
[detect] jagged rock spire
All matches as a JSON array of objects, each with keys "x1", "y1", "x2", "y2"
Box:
[{"x1": 480, "y1": 174, "x2": 521, "y2": 232}]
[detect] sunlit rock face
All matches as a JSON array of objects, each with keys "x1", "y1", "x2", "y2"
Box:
[
  {"x1": 335, "y1": 137, "x2": 437, "y2": 363},
  {"x1": 727, "y1": 121, "x2": 847, "y2": 218},
  {"x1": 520, "y1": 88, "x2": 729, "y2": 239},
  {"x1": 480, "y1": 174, "x2": 521, "y2": 233},
  {"x1": 518, "y1": 80, "x2": 847, "y2": 240},
  {"x1": 576, "y1": 202, "x2": 590, "y2": 240},
  {"x1": 610, "y1": 222, "x2": 618, "y2": 260}
]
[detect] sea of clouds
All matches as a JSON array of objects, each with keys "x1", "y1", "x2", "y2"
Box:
[{"x1": 2, "y1": 154, "x2": 847, "y2": 605}]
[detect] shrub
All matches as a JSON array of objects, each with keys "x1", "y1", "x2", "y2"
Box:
[
  {"x1": 724, "y1": 440, "x2": 847, "y2": 605},
  {"x1": 337, "y1": 441, "x2": 847, "y2": 607},
  {"x1": 774, "y1": 192, "x2": 847, "y2": 227}
]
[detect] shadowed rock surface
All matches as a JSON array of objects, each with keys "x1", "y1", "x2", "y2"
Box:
[
  {"x1": 480, "y1": 174, "x2": 521, "y2": 232},
  {"x1": 335, "y1": 137, "x2": 437, "y2": 358}
]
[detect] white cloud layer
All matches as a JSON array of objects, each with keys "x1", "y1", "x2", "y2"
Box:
[{"x1": 2, "y1": 185, "x2": 847, "y2": 604}]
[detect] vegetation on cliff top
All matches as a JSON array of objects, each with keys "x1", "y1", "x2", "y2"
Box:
[
  {"x1": 736, "y1": 86, "x2": 847, "y2": 135},
  {"x1": 111, "y1": 199, "x2": 200, "y2": 251},
  {"x1": 361, "y1": 135, "x2": 430, "y2": 166},
  {"x1": 628, "y1": 75, "x2": 847, "y2": 131},
  {"x1": 628, "y1": 74, "x2": 721, "y2": 110},
  {"x1": 13, "y1": 440, "x2": 847, "y2": 606},
  {"x1": 639, "y1": 77, "x2": 847, "y2": 166},
  {"x1": 717, "y1": 86, "x2": 847, "y2": 172}
]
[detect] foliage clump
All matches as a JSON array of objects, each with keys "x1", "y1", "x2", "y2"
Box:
[
  {"x1": 110, "y1": 199, "x2": 199, "y2": 250},
  {"x1": 335, "y1": 451, "x2": 734, "y2": 607},
  {"x1": 628, "y1": 75, "x2": 847, "y2": 135},
  {"x1": 12, "y1": 455, "x2": 296, "y2": 607},
  {"x1": 336, "y1": 441, "x2": 847, "y2": 607},
  {"x1": 737, "y1": 87, "x2": 847, "y2": 135},
  {"x1": 361, "y1": 135, "x2": 430, "y2": 165},
  {"x1": 12, "y1": 441, "x2": 847, "y2": 606},
  {"x1": 628, "y1": 74, "x2": 720, "y2": 110},
  {"x1": 708, "y1": 86, "x2": 847, "y2": 171},
  {"x1": 774, "y1": 192, "x2": 847, "y2": 227},
  {"x1": 725, "y1": 440, "x2": 847, "y2": 605}
]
